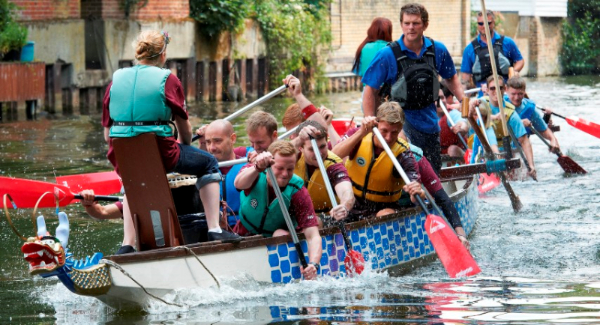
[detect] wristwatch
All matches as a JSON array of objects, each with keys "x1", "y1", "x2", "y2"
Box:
[{"x1": 308, "y1": 262, "x2": 320, "y2": 272}]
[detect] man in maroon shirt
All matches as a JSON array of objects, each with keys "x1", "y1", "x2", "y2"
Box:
[
  {"x1": 233, "y1": 140, "x2": 322, "y2": 280},
  {"x1": 293, "y1": 120, "x2": 355, "y2": 225},
  {"x1": 333, "y1": 101, "x2": 424, "y2": 220}
]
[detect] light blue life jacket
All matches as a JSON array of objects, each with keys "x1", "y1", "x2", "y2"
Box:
[{"x1": 109, "y1": 65, "x2": 173, "y2": 138}]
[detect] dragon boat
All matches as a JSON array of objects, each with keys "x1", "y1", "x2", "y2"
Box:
[{"x1": 19, "y1": 133, "x2": 520, "y2": 311}]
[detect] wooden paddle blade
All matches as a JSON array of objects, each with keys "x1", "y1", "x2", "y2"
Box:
[
  {"x1": 0, "y1": 177, "x2": 74, "y2": 208},
  {"x1": 557, "y1": 156, "x2": 587, "y2": 174},
  {"x1": 566, "y1": 116, "x2": 600, "y2": 139},
  {"x1": 344, "y1": 250, "x2": 365, "y2": 275},
  {"x1": 478, "y1": 173, "x2": 501, "y2": 194},
  {"x1": 499, "y1": 172, "x2": 523, "y2": 212},
  {"x1": 55, "y1": 171, "x2": 121, "y2": 195},
  {"x1": 425, "y1": 214, "x2": 481, "y2": 278}
]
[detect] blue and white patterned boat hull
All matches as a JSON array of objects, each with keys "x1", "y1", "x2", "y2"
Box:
[{"x1": 267, "y1": 177, "x2": 478, "y2": 282}]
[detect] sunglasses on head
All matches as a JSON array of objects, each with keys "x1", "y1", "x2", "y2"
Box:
[{"x1": 478, "y1": 21, "x2": 493, "y2": 26}]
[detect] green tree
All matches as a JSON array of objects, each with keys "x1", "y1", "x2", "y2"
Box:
[
  {"x1": 190, "y1": 0, "x2": 249, "y2": 38},
  {"x1": 561, "y1": 0, "x2": 600, "y2": 75},
  {"x1": 0, "y1": 0, "x2": 27, "y2": 56},
  {"x1": 252, "y1": 0, "x2": 331, "y2": 91}
]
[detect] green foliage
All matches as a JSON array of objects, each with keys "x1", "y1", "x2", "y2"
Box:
[
  {"x1": 0, "y1": 0, "x2": 27, "y2": 56},
  {"x1": 561, "y1": 0, "x2": 600, "y2": 75},
  {"x1": 120, "y1": 0, "x2": 148, "y2": 18},
  {"x1": 253, "y1": 0, "x2": 332, "y2": 90},
  {"x1": 190, "y1": 0, "x2": 249, "y2": 38}
]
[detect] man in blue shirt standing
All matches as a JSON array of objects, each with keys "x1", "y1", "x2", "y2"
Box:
[
  {"x1": 461, "y1": 10, "x2": 525, "y2": 92},
  {"x1": 361, "y1": 3, "x2": 464, "y2": 175}
]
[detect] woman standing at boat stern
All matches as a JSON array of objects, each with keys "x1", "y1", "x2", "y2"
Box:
[{"x1": 102, "y1": 30, "x2": 241, "y2": 254}]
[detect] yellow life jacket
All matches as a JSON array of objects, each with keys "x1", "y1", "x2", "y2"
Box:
[
  {"x1": 294, "y1": 151, "x2": 343, "y2": 213},
  {"x1": 481, "y1": 96, "x2": 516, "y2": 145},
  {"x1": 345, "y1": 133, "x2": 409, "y2": 203}
]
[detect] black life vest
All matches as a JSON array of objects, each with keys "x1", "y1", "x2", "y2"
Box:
[
  {"x1": 381, "y1": 38, "x2": 439, "y2": 111},
  {"x1": 471, "y1": 35, "x2": 511, "y2": 84}
]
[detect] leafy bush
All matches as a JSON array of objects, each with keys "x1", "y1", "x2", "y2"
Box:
[
  {"x1": 253, "y1": 0, "x2": 332, "y2": 90},
  {"x1": 0, "y1": 0, "x2": 27, "y2": 56},
  {"x1": 561, "y1": 0, "x2": 600, "y2": 75},
  {"x1": 190, "y1": 0, "x2": 249, "y2": 38}
]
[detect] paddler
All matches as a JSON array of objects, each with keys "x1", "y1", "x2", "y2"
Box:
[
  {"x1": 469, "y1": 76, "x2": 536, "y2": 180},
  {"x1": 293, "y1": 120, "x2": 355, "y2": 225},
  {"x1": 332, "y1": 101, "x2": 424, "y2": 220},
  {"x1": 102, "y1": 30, "x2": 241, "y2": 251},
  {"x1": 505, "y1": 77, "x2": 561, "y2": 153},
  {"x1": 234, "y1": 140, "x2": 322, "y2": 280},
  {"x1": 204, "y1": 119, "x2": 255, "y2": 227}
]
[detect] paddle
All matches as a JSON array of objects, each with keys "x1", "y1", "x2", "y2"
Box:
[
  {"x1": 480, "y1": 0, "x2": 513, "y2": 159},
  {"x1": 472, "y1": 106, "x2": 502, "y2": 193},
  {"x1": 538, "y1": 107, "x2": 600, "y2": 139},
  {"x1": 265, "y1": 168, "x2": 309, "y2": 270},
  {"x1": 506, "y1": 125, "x2": 537, "y2": 181},
  {"x1": 439, "y1": 100, "x2": 469, "y2": 150},
  {"x1": 372, "y1": 127, "x2": 480, "y2": 278},
  {"x1": 192, "y1": 84, "x2": 288, "y2": 142},
  {"x1": 0, "y1": 176, "x2": 120, "y2": 209},
  {"x1": 55, "y1": 171, "x2": 121, "y2": 195},
  {"x1": 309, "y1": 138, "x2": 365, "y2": 275},
  {"x1": 529, "y1": 127, "x2": 587, "y2": 174},
  {"x1": 467, "y1": 114, "x2": 523, "y2": 212}
]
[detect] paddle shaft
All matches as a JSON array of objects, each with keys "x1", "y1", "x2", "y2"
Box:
[
  {"x1": 73, "y1": 194, "x2": 122, "y2": 202},
  {"x1": 480, "y1": 0, "x2": 509, "y2": 138},
  {"x1": 310, "y1": 138, "x2": 354, "y2": 252},
  {"x1": 439, "y1": 100, "x2": 469, "y2": 149},
  {"x1": 277, "y1": 125, "x2": 299, "y2": 140},
  {"x1": 538, "y1": 107, "x2": 567, "y2": 120},
  {"x1": 506, "y1": 124, "x2": 536, "y2": 181},
  {"x1": 529, "y1": 126, "x2": 562, "y2": 157},
  {"x1": 475, "y1": 106, "x2": 490, "y2": 144},
  {"x1": 465, "y1": 87, "x2": 482, "y2": 95},
  {"x1": 266, "y1": 168, "x2": 308, "y2": 268},
  {"x1": 372, "y1": 128, "x2": 432, "y2": 214},
  {"x1": 192, "y1": 85, "x2": 288, "y2": 142},
  {"x1": 467, "y1": 115, "x2": 523, "y2": 212}
]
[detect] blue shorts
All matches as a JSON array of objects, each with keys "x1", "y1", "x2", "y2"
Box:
[
  {"x1": 173, "y1": 143, "x2": 222, "y2": 189},
  {"x1": 403, "y1": 121, "x2": 441, "y2": 175}
]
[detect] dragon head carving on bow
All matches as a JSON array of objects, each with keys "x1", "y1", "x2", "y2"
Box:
[{"x1": 21, "y1": 212, "x2": 69, "y2": 275}]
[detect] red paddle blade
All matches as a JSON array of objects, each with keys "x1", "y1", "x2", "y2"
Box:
[
  {"x1": 331, "y1": 118, "x2": 356, "y2": 137},
  {"x1": 0, "y1": 177, "x2": 75, "y2": 208},
  {"x1": 557, "y1": 156, "x2": 587, "y2": 174},
  {"x1": 344, "y1": 250, "x2": 365, "y2": 275},
  {"x1": 463, "y1": 149, "x2": 473, "y2": 165},
  {"x1": 566, "y1": 116, "x2": 600, "y2": 139},
  {"x1": 56, "y1": 171, "x2": 121, "y2": 195},
  {"x1": 425, "y1": 214, "x2": 481, "y2": 278},
  {"x1": 478, "y1": 173, "x2": 501, "y2": 194}
]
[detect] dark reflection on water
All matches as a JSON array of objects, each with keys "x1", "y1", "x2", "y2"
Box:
[{"x1": 1, "y1": 76, "x2": 600, "y2": 324}]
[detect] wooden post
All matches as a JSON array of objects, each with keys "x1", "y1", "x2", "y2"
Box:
[
  {"x1": 53, "y1": 62, "x2": 62, "y2": 113},
  {"x1": 239, "y1": 59, "x2": 246, "y2": 99},
  {"x1": 185, "y1": 57, "x2": 197, "y2": 104},
  {"x1": 251, "y1": 58, "x2": 259, "y2": 98},
  {"x1": 215, "y1": 60, "x2": 223, "y2": 101}
]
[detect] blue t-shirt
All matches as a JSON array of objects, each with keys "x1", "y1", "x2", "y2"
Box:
[
  {"x1": 461, "y1": 32, "x2": 523, "y2": 89},
  {"x1": 362, "y1": 35, "x2": 457, "y2": 134},
  {"x1": 353, "y1": 40, "x2": 389, "y2": 77},
  {"x1": 505, "y1": 95, "x2": 548, "y2": 133}
]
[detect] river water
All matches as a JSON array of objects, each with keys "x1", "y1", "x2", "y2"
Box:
[{"x1": 1, "y1": 76, "x2": 599, "y2": 324}]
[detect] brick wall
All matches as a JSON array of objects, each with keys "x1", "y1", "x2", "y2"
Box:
[
  {"x1": 327, "y1": 0, "x2": 469, "y2": 73},
  {"x1": 12, "y1": 0, "x2": 80, "y2": 21},
  {"x1": 98, "y1": 0, "x2": 189, "y2": 20}
]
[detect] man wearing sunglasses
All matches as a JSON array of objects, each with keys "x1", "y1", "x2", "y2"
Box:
[{"x1": 461, "y1": 10, "x2": 524, "y2": 94}]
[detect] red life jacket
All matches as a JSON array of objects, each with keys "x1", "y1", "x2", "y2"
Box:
[{"x1": 439, "y1": 114, "x2": 466, "y2": 154}]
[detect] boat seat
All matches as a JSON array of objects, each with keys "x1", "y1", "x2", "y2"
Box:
[{"x1": 112, "y1": 133, "x2": 184, "y2": 251}]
